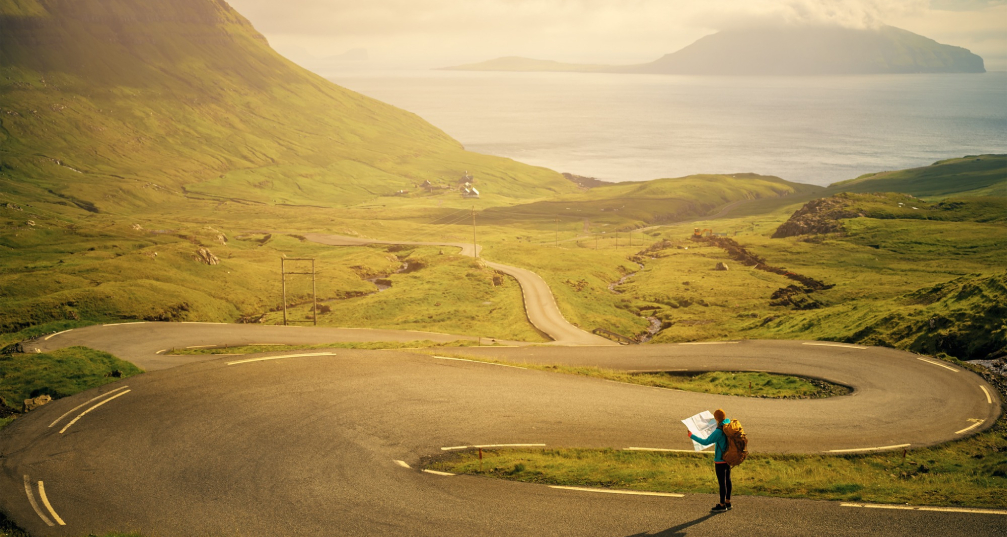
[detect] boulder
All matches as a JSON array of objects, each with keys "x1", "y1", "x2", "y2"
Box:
[
  {"x1": 194, "y1": 248, "x2": 220, "y2": 265},
  {"x1": 22, "y1": 394, "x2": 52, "y2": 412},
  {"x1": 715, "y1": 262, "x2": 729, "y2": 271}
]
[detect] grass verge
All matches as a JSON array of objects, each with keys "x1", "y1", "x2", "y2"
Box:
[
  {"x1": 428, "y1": 361, "x2": 1007, "y2": 509},
  {"x1": 424, "y1": 353, "x2": 848, "y2": 398},
  {"x1": 0, "y1": 347, "x2": 143, "y2": 429}
]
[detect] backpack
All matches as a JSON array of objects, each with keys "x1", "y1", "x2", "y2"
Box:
[{"x1": 722, "y1": 420, "x2": 748, "y2": 467}]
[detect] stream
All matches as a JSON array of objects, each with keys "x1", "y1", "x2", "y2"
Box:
[{"x1": 608, "y1": 261, "x2": 664, "y2": 343}]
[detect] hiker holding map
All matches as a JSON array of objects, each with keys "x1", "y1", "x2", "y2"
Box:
[{"x1": 685, "y1": 408, "x2": 734, "y2": 512}]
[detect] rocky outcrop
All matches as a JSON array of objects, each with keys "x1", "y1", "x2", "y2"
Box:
[
  {"x1": 22, "y1": 394, "x2": 51, "y2": 412},
  {"x1": 193, "y1": 248, "x2": 219, "y2": 265},
  {"x1": 772, "y1": 196, "x2": 858, "y2": 238}
]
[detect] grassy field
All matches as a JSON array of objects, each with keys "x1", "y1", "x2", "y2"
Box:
[
  {"x1": 0, "y1": 347, "x2": 142, "y2": 416},
  {"x1": 428, "y1": 363, "x2": 1007, "y2": 509}
]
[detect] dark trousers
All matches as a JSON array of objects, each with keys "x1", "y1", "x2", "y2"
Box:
[{"x1": 715, "y1": 463, "x2": 732, "y2": 504}]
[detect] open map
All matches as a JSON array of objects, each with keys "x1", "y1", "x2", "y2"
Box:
[{"x1": 682, "y1": 410, "x2": 718, "y2": 452}]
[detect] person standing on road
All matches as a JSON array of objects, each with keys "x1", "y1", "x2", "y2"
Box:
[{"x1": 688, "y1": 408, "x2": 732, "y2": 512}]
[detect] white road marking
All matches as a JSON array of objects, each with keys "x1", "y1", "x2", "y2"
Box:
[
  {"x1": 549, "y1": 486, "x2": 684, "y2": 498},
  {"x1": 155, "y1": 349, "x2": 167, "y2": 355},
  {"x1": 394, "y1": 460, "x2": 411, "y2": 469},
  {"x1": 980, "y1": 386, "x2": 992, "y2": 404},
  {"x1": 226, "y1": 352, "x2": 336, "y2": 366},
  {"x1": 955, "y1": 420, "x2": 984, "y2": 435},
  {"x1": 431, "y1": 356, "x2": 525, "y2": 369},
  {"x1": 474, "y1": 443, "x2": 546, "y2": 449},
  {"x1": 679, "y1": 342, "x2": 738, "y2": 345},
  {"x1": 841, "y1": 503, "x2": 1007, "y2": 515},
  {"x1": 44, "y1": 329, "x2": 72, "y2": 341},
  {"x1": 802, "y1": 342, "x2": 866, "y2": 349},
  {"x1": 102, "y1": 322, "x2": 146, "y2": 327},
  {"x1": 442, "y1": 443, "x2": 545, "y2": 451},
  {"x1": 23, "y1": 475, "x2": 53, "y2": 527},
  {"x1": 624, "y1": 447, "x2": 713, "y2": 454},
  {"x1": 422, "y1": 469, "x2": 455, "y2": 476},
  {"x1": 180, "y1": 322, "x2": 226, "y2": 325},
  {"x1": 59, "y1": 390, "x2": 131, "y2": 434},
  {"x1": 49, "y1": 386, "x2": 130, "y2": 428},
  {"x1": 917, "y1": 357, "x2": 959, "y2": 372},
  {"x1": 827, "y1": 443, "x2": 910, "y2": 453},
  {"x1": 37, "y1": 481, "x2": 66, "y2": 526}
]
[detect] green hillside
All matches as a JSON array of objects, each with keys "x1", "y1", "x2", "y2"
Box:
[
  {"x1": 0, "y1": 0, "x2": 576, "y2": 211},
  {"x1": 829, "y1": 154, "x2": 1007, "y2": 198},
  {"x1": 481, "y1": 173, "x2": 823, "y2": 228}
]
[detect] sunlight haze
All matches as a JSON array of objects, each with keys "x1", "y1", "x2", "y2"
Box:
[{"x1": 226, "y1": 0, "x2": 1007, "y2": 70}]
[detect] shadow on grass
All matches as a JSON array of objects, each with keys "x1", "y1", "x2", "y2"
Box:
[{"x1": 627, "y1": 512, "x2": 719, "y2": 536}]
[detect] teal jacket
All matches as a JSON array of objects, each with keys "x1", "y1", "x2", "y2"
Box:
[{"x1": 691, "y1": 419, "x2": 730, "y2": 462}]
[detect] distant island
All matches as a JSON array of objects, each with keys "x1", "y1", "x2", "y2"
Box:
[{"x1": 442, "y1": 25, "x2": 986, "y2": 75}]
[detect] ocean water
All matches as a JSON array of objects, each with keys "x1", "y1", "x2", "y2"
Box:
[{"x1": 331, "y1": 71, "x2": 1007, "y2": 186}]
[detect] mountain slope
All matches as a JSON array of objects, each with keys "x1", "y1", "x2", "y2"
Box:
[
  {"x1": 828, "y1": 154, "x2": 1007, "y2": 198},
  {"x1": 0, "y1": 0, "x2": 576, "y2": 210},
  {"x1": 446, "y1": 25, "x2": 985, "y2": 76},
  {"x1": 624, "y1": 25, "x2": 985, "y2": 76}
]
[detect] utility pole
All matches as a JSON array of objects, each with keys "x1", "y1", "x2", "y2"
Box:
[
  {"x1": 471, "y1": 206, "x2": 477, "y2": 259},
  {"x1": 555, "y1": 217, "x2": 559, "y2": 248},
  {"x1": 281, "y1": 258, "x2": 287, "y2": 326},
  {"x1": 281, "y1": 257, "x2": 318, "y2": 326}
]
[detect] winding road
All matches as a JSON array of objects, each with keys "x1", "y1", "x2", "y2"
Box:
[
  {"x1": 304, "y1": 233, "x2": 614, "y2": 346},
  {"x1": 0, "y1": 234, "x2": 1003, "y2": 536}
]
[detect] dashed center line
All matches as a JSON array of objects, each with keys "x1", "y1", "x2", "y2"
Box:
[
  {"x1": 841, "y1": 503, "x2": 1007, "y2": 515},
  {"x1": 826, "y1": 443, "x2": 910, "y2": 453},
  {"x1": 624, "y1": 447, "x2": 713, "y2": 454},
  {"x1": 679, "y1": 342, "x2": 738, "y2": 345},
  {"x1": 917, "y1": 357, "x2": 959, "y2": 372},
  {"x1": 59, "y1": 389, "x2": 131, "y2": 434},
  {"x1": 44, "y1": 329, "x2": 72, "y2": 341},
  {"x1": 226, "y1": 352, "x2": 336, "y2": 366},
  {"x1": 803, "y1": 342, "x2": 866, "y2": 349},
  {"x1": 422, "y1": 469, "x2": 455, "y2": 476},
  {"x1": 49, "y1": 386, "x2": 130, "y2": 428},
  {"x1": 980, "y1": 386, "x2": 992, "y2": 404},
  {"x1": 955, "y1": 420, "x2": 984, "y2": 435},
  {"x1": 23, "y1": 475, "x2": 53, "y2": 527},
  {"x1": 431, "y1": 356, "x2": 525, "y2": 369},
  {"x1": 441, "y1": 443, "x2": 546, "y2": 451},
  {"x1": 37, "y1": 481, "x2": 66, "y2": 526},
  {"x1": 394, "y1": 460, "x2": 412, "y2": 469},
  {"x1": 549, "y1": 486, "x2": 684, "y2": 498}
]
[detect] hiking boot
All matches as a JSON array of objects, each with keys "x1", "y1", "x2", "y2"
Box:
[
  {"x1": 726, "y1": 503, "x2": 733, "y2": 510},
  {"x1": 711, "y1": 504, "x2": 728, "y2": 512}
]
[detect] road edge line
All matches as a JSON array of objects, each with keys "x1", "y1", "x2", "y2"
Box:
[
  {"x1": 37, "y1": 481, "x2": 66, "y2": 526},
  {"x1": 49, "y1": 386, "x2": 130, "y2": 428},
  {"x1": 549, "y1": 486, "x2": 684, "y2": 498},
  {"x1": 841, "y1": 503, "x2": 1007, "y2": 515},
  {"x1": 59, "y1": 389, "x2": 131, "y2": 434},
  {"x1": 226, "y1": 352, "x2": 336, "y2": 366},
  {"x1": 23, "y1": 476, "x2": 53, "y2": 527}
]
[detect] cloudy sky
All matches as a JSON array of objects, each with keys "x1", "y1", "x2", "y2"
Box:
[{"x1": 226, "y1": 0, "x2": 1007, "y2": 70}]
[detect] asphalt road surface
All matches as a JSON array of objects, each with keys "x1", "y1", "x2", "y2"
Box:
[{"x1": 2, "y1": 325, "x2": 1003, "y2": 536}]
